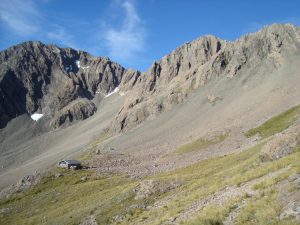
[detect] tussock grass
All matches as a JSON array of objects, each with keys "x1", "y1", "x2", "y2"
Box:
[
  {"x1": 245, "y1": 105, "x2": 300, "y2": 138},
  {"x1": 235, "y1": 188, "x2": 298, "y2": 225},
  {"x1": 2, "y1": 143, "x2": 299, "y2": 225},
  {"x1": 0, "y1": 170, "x2": 137, "y2": 225},
  {"x1": 1, "y1": 144, "x2": 299, "y2": 225},
  {"x1": 175, "y1": 134, "x2": 228, "y2": 154},
  {"x1": 182, "y1": 198, "x2": 241, "y2": 225}
]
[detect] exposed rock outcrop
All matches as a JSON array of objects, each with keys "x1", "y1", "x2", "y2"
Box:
[
  {"x1": 0, "y1": 172, "x2": 42, "y2": 199},
  {"x1": 279, "y1": 174, "x2": 300, "y2": 222},
  {"x1": 80, "y1": 215, "x2": 98, "y2": 225},
  {"x1": 133, "y1": 179, "x2": 181, "y2": 200},
  {"x1": 260, "y1": 132, "x2": 300, "y2": 162},
  {"x1": 1, "y1": 24, "x2": 300, "y2": 133},
  {"x1": 0, "y1": 41, "x2": 125, "y2": 128},
  {"x1": 111, "y1": 24, "x2": 300, "y2": 132},
  {"x1": 51, "y1": 98, "x2": 97, "y2": 128}
]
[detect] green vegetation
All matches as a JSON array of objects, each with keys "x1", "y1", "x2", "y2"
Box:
[
  {"x1": 236, "y1": 161, "x2": 300, "y2": 225},
  {"x1": 183, "y1": 197, "x2": 242, "y2": 225},
  {"x1": 0, "y1": 169, "x2": 137, "y2": 225},
  {"x1": 175, "y1": 133, "x2": 228, "y2": 154},
  {"x1": 235, "y1": 188, "x2": 297, "y2": 225},
  {"x1": 1, "y1": 143, "x2": 299, "y2": 225},
  {"x1": 245, "y1": 105, "x2": 300, "y2": 139},
  {"x1": 136, "y1": 145, "x2": 299, "y2": 225},
  {"x1": 2, "y1": 106, "x2": 300, "y2": 225}
]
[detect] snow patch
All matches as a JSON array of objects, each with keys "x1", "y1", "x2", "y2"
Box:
[
  {"x1": 105, "y1": 87, "x2": 119, "y2": 98},
  {"x1": 75, "y1": 60, "x2": 81, "y2": 68},
  {"x1": 75, "y1": 60, "x2": 90, "y2": 70},
  {"x1": 31, "y1": 113, "x2": 44, "y2": 121}
]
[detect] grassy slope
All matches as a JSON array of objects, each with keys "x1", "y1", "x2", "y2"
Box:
[
  {"x1": 1, "y1": 146, "x2": 298, "y2": 225},
  {"x1": 0, "y1": 170, "x2": 137, "y2": 225},
  {"x1": 245, "y1": 105, "x2": 300, "y2": 139},
  {"x1": 1, "y1": 106, "x2": 300, "y2": 225}
]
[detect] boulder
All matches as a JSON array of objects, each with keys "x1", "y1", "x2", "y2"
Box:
[
  {"x1": 260, "y1": 132, "x2": 300, "y2": 162},
  {"x1": 80, "y1": 215, "x2": 98, "y2": 225},
  {"x1": 0, "y1": 171, "x2": 42, "y2": 199},
  {"x1": 133, "y1": 179, "x2": 180, "y2": 200}
]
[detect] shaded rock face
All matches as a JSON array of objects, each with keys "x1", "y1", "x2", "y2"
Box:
[
  {"x1": 111, "y1": 24, "x2": 300, "y2": 132},
  {"x1": 0, "y1": 41, "x2": 125, "y2": 128},
  {"x1": 51, "y1": 98, "x2": 97, "y2": 128}
]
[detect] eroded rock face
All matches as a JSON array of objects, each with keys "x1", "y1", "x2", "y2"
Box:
[
  {"x1": 0, "y1": 41, "x2": 125, "y2": 128},
  {"x1": 1, "y1": 24, "x2": 300, "y2": 133},
  {"x1": 111, "y1": 24, "x2": 300, "y2": 132},
  {"x1": 51, "y1": 98, "x2": 97, "y2": 128}
]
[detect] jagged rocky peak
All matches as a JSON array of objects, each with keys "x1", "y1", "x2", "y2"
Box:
[
  {"x1": 0, "y1": 41, "x2": 127, "y2": 129},
  {"x1": 245, "y1": 23, "x2": 300, "y2": 45},
  {"x1": 145, "y1": 35, "x2": 224, "y2": 89},
  {"x1": 1, "y1": 24, "x2": 299, "y2": 131},
  {"x1": 110, "y1": 24, "x2": 300, "y2": 133},
  {"x1": 224, "y1": 23, "x2": 300, "y2": 71}
]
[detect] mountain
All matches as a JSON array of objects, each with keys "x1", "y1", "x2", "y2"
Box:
[
  {"x1": 112, "y1": 24, "x2": 300, "y2": 132},
  {"x1": 1, "y1": 24, "x2": 300, "y2": 225},
  {"x1": 0, "y1": 41, "x2": 129, "y2": 128},
  {"x1": 1, "y1": 24, "x2": 299, "y2": 133}
]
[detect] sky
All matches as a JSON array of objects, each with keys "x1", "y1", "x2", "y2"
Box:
[{"x1": 0, "y1": 0, "x2": 300, "y2": 71}]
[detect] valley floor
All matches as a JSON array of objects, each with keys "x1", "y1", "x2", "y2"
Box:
[{"x1": 1, "y1": 104, "x2": 300, "y2": 225}]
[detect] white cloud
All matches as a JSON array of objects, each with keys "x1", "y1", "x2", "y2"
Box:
[
  {"x1": 103, "y1": 0, "x2": 146, "y2": 62},
  {"x1": 0, "y1": 0, "x2": 40, "y2": 36},
  {"x1": 0, "y1": 0, "x2": 78, "y2": 49}
]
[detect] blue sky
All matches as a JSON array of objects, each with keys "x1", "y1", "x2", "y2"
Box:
[{"x1": 0, "y1": 0, "x2": 300, "y2": 71}]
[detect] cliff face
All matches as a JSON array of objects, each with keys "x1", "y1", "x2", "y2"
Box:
[
  {"x1": 0, "y1": 41, "x2": 126, "y2": 128},
  {"x1": 1, "y1": 24, "x2": 300, "y2": 132},
  {"x1": 112, "y1": 24, "x2": 300, "y2": 132}
]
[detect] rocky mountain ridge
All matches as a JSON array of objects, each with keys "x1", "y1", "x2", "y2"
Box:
[
  {"x1": 0, "y1": 24, "x2": 299, "y2": 132},
  {"x1": 0, "y1": 41, "x2": 130, "y2": 128},
  {"x1": 112, "y1": 23, "x2": 300, "y2": 132}
]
